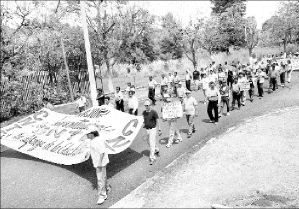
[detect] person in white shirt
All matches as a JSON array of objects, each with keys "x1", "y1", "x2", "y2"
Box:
[
  {"x1": 256, "y1": 68, "x2": 267, "y2": 97},
  {"x1": 206, "y1": 81, "x2": 221, "y2": 124},
  {"x1": 114, "y1": 86, "x2": 124, "y2": 112},
  {"x1": 87, "y1": 131, "x2": 110, "y2": 205},
  {"x1": 183, "y1": 90, "x2": 198, "y2": 137},
  {"x1": 127, "y1": 90, "x2": 138, "y2": 115},
  {"x1": 104, "y1": 96, "x2": 114, "y2": 108},
  {"x1": 76, "y1": 93, "x2": 87, "y2": 112},
  {"x1": 176, "y1": 82, "x2": 186, "y2": 103},
  {"x1": 160, "y1": 74, "x2": 168, "y2": 97},
  {"x1": 185, "y1": 69, "x2": 192, "y2": 91},
  {"x1": 148, "y1": 76, "x2": 158, "y2": 105},
  {"x1": 42, "y1": 97, "x2": 54, "y2": 110},
  {"x1": 199, "y1": 73, "x2": 210, "y2": 104},
  {"x1": 238, "y1": 72, "x2": 248, "y2": 106},
  {"x1": 286, "y1": 59, "x2": 293, "y2": 83}
]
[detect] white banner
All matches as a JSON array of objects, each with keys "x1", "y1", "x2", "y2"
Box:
[
  {"x1": 0, "y1": 106, "x2": 143, "y2": 165},
  {"x1": 291, "y1": 59, "x2": 299, "y2": 70},
  {"x1": 162, "y1": 101, "x2": 183, "y2": 119}
]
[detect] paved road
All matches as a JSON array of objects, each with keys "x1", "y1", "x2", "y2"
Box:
[{"x1": 1, "y1": 72, "x2": 299, "y2": 208}]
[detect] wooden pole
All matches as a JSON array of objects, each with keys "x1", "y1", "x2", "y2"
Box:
[
  {"x1": 60, "y1": 37, "x2": 74, "y2": 101},
  {"x1": 80, "y1": 1, "x2": 98, "y2": 107}
]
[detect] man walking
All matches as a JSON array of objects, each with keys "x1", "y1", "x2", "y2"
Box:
[
  {"x1": 185, "y1": 69, "x2": 192, "y2": 91},
  {"x1": 148, "y1": 76, "x2": 157, "y2": 105},
  {"x1": 206, "y1": 81, "x2": 221, "y2": 124},
  {"x1": 142, "y1": 100, "x2": 161, "y2": 165},
  {"x1": 183, "y1": 90, "x2": 198, "y2": 138}
]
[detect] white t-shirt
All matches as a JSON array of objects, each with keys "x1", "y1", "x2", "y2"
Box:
[
  {"x1": 115, "y1": 91, "x2": 124, "y2": 101},
  {"x1": 256, "y1": 71, "x2": 266, "y2": 83},
  {"x1": 77, "y1": 96, "x2": 87, "y2": 107},
  {"x1": 90, "y1": 136, "x2": 109, "y2": 168},
  {"x1": 183, "y1": 96, "x2": 198, "y2": 115},
  {"x1": 148, "y1": 80, "x2": 157, "y2": 89},
  {"x1": 200, "y1": 77, "x2": 210, "y2": 90},
  {"x1": 127, "y1": 96, "x2": 138, "y2": 111},
  {"x1": 206, "y1": 88, "x2": 220, "y2": 101},
  {"x1": 161, "y1": 77, "x2": 168, "y2": 86},
  {"x1": 238, "y1": 77, "x2": 248, "y2": 91},
  {"x1": 185, "y1": 72, "x2": 191, "y2": 81}
]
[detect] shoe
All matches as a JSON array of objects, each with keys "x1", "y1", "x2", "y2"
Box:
[
  {"x1": 154, "y1": 150, "x2": 160, "y2": 157},
  {"x1": 219, "y1": 114, "x2": 222, "y2": 118},
  {"x1": 187, "y1": 133, "x2": 192, "y2": 138},
  {"x1": 149, "y1": 158, "x2": 156, "y2": 165},
  {"x1": 226, "y1": 112, "x2": 230, "y2": 116},
  {"x1": 214, "y1": 122, "x2": 218, "y2": 125},
  {"x1": 97, "y1": 195, "x2": 108, "y2": 205},
  {"x1": 192, "y1": 129, "x2": 196, "y2": 133}
]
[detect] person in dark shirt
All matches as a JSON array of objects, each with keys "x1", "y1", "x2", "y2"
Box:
[
  {"x1": 248, "y1": 75, "x2": 255, "y2": 102},
  {"x1": 96, "y1": 88, "x2": 105, "y2": 106},
  {"x1": 193, "y1": 68, "x2": 200, "y2": 91},
  {"x1": 142, "y1": 99, "x2": 161, "y2": 165}
]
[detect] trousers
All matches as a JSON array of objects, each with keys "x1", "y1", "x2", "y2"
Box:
[
  {"x1": 145, "y1": 128, "x2": 159, "y2": 160},
  {"x1": 207, "y1": 100, "x2": 219, "y2": 122}
]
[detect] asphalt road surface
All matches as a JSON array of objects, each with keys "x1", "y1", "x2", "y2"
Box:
[{"x1": 1, "y1": 72, "x2": 299, "y2": 208}]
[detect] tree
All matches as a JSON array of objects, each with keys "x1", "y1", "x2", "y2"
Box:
[
  {"x1": 210, "y1": 0, "x2": 247, "y2": 51},
  {"x1": 261, "y1": 1, "x2": 299, "y2": 52},
  {"x1": 245, "y1": 16, "x2": 258, "y2": 56}
]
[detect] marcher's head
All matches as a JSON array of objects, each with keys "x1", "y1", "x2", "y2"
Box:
[
  {"x1": 116, "y1": 86, "x2": 120, "y2": 92},
  {"x1": 224, "y1": 61, "x2": 227, "y2": 65},
  {"x1": 209, "y1": 81, "x2": 215, "y2": 89},
  {"x1": 104, "y1": 96, "x2": 110, "y2": 105},
  {"x1": 186, "y1": 90, "x2": 191, "y2": 98},
  {"x1": 161, "y1": 74, "x2": 165, "y2": 78},
  {"x1": 129, "y1": 91, "x2": 134, "y2": 97},
  {"x1": 149, "y1": 76, "x2": 153, "y2": 81},
  {"x1": 87, "y1": 131, "x2": 99, "y2": 140},
  {"x1": 144, "y1": 100, "x2": 151, "y2": 111},
  {"x1": 178, "y1": 81, "x2": 182, "y2": 87},
  {"x1": 127, "y1": 82, "x2": 131, "y2": 87},
  {"x1": 234, "y1": 78, "x2": 238, "y2": 83},
  {"x1": 222, "y1": 81, "x2": 227, "y2": 86},
  {"x1": 174, "y1": 72, "x2": 177, "y2": 76},
  {"x1": 42, "y1": 97, "x2": 49, "y2": 104}
]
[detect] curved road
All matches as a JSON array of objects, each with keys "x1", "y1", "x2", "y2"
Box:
[{"x1": 1, "y1": 72, "x2": 299, "y2": 208}]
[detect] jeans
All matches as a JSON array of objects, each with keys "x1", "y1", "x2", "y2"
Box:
[
  {"x1": 280, "y1": 72, "x2": 285, "y2": 85},
  {"x1": 186, "y1": 80, "x2": 191, "y2": 91},
  {"x1": 232, "y1": 92, "x2": 241, "y2": 108},
  {"x1": 220, "y1": 96, "x2": 230, "y2": 114},
  {"x1": 148, "y1": 88, "x2": 156, "y2": 105},
  {"x1": 115, "y1": 100, "x2": 124, "y2": 112},
  {"x1": 96, "y1": 166, "x2": 107, "y2": 198},
  {"x1": 257, "y1": 81, "x2": 264, "y2": 96},
  {"x1": 207, "y1": 100, "x2": 219, "y2": 122},
  {"x1": 186, "y1": 114, "x2": 195, "y2": 134},
  {"x1": 270, "y1": 77, "x2": 277, "y2": 91},
  {"x1": 168, "y1": 119, "x2": 182, "y2": 144},
  {"x1": 145, "y1": 127, "x2": 159, "y2": 160}
]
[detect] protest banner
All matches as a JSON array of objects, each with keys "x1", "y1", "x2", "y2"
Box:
[
  {"x1": 0, "y1": 106, "x2": 143, "y2": 165},
  {"x1": 162, "y1": 101, "x2": 183, "y2": 119},
  {"x1": 292, "y1": 59, "x2": 299, "y2": 71}
]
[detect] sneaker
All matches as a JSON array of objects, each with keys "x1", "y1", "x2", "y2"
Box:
[
  {"x1": 214, "y1": 122, "x2": 218, "y2": 125},
  {"x1": 166, "y1": 143, "x2": 172, "y2": 148},
  {"x1": 97, "y1": 195, "x2": 108, "y2": 205},
  {"x1": 209, "y1": 120, "x2": 215, "y2": 123},
  {"x1": 149, "y1": 158, "x2": 156, "y2": 165},
  {"x1": 154, "y1": 150, "x2": 160, "y2": 157},
  {"x1": 226, "y1": 112, "x2": 230, "y2": 116}
]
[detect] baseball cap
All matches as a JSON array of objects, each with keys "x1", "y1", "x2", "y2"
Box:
[{"x1": 144, "y1": 100, "x2": 151, "y2": 106}]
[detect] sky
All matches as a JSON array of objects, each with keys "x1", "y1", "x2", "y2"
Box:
[{"x1": 132, "y1": 1, "x2": 281, "y2": 29}]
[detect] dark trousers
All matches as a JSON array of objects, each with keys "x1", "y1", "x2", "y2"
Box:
[
  {"x1": 280, "y1": 72, "x2": 285, "y2": 85},
  {"x1": 227, "y1": 78, "x2": 233, "y2": 88},
  {"x1": 232, "y1": 92, "x2": 241, "y2": 108},
  {"x1": 148, "y1": 88, "x2": 156, "y2": 105},
  {"x1": 257, "y1": 81, "x2": 264, "y2": 96},
  {"x1": 249, "y1": 88, "x2": 254, "y2": 99},
  {"x1": 186, "y1": 80, "x2": 191, "y2": 91},
  {"x1": 207, "y1": 100, "x2": 219, "y2": 122},
  {"x1": 270, "y1": 78, "x2": 277, "y2": 91},
  {"x1": 129, "y1": 108, "x2": 138, "y2": 115},
  {"x1": 116, "y1": 100, "x2": 124, "y2": 112}
]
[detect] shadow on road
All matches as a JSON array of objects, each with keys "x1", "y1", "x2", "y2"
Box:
[
  {"x1": 1, "y1": 147, "x2": 143, "y2": 190},
  {"x1": 202, "y1": 119, "x2": 212, "y2": 123}
]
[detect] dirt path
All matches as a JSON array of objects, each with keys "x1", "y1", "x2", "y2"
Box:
[{"x1": 1, "y1": 73, "x2": 299, "y2": 208}]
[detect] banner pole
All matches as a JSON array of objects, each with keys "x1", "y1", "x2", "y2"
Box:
[{"x1": 80, "y1": 1, "x2": 98, "y2": 107}]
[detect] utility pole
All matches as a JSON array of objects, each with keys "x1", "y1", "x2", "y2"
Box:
[
  {"x1": 60, "y1": 37, "x2": 74, "y2": 101},
  {"x1": 80, "y1": 1, "x2": 98, "y2": 107}
]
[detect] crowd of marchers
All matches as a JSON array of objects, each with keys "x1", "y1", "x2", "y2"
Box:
[{"x1": 43, "y1": 51, "x2": 297, "y2": 205}]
